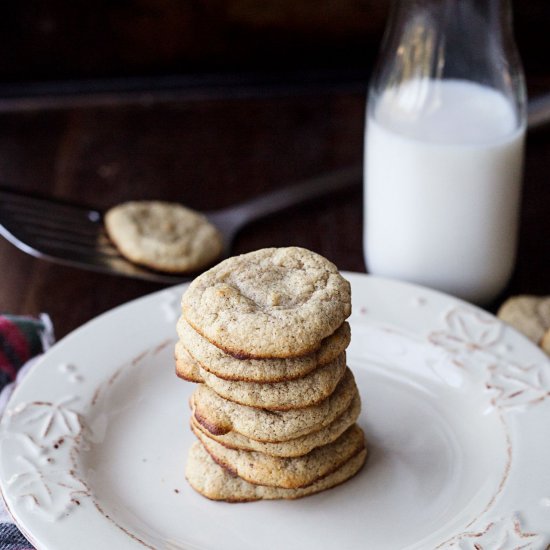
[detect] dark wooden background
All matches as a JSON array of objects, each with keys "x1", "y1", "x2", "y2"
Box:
[
  {"x1": 1, "y1": 1, "x2": 549, "y2": 82},
  {"x1": 0, "y1": 1, "x2": 549, "y2": 339}
]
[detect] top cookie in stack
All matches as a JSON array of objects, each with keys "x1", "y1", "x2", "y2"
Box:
[
  {"x1": 177, "y1": 247, "x2": 366, "y2": 501},
  {"x1": 181, "y1": 247, "x2": 352, "y2": 358}
]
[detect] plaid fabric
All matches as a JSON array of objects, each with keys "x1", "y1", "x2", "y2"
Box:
[
  {"x1": 0, "y1": 316, "x2": 44, "y2": 386},
  {"x1": 0, "y1": 314, "x2": 54, "y2": 550},
  {"x1": 0, "y1": 524, "x2": 33, "y2": 550}
]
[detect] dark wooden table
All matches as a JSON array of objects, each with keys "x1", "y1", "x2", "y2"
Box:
[{"x1": 1, "y1": 83, "x2": 549, "y2": 339}]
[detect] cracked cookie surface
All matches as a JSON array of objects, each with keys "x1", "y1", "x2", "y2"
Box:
[
  {"x1": 181, "y1": 247, "x2": 351, "y2": 358},
  {"x1": 105, "y1": 200, "x2": 222, "y2": 273}
]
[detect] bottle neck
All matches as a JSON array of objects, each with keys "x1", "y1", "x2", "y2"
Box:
[
  {"x1": 373, "y1": 0, "x2": 525, "y2": 123},
  {"x1": 377, "y1": 0, "x2": 522, "y2": 89},
  {"x1": 389, "y1": 0, "x2": 516, "y2": 63}
]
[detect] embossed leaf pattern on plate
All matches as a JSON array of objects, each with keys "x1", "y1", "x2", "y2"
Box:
[
  {"x1": 1, "y1": 399, "x2": 89, "y2": 521},
  {"x1": 487, "y1": 361, "x2": 550, "y2": 408},
  {"x1": 429, "y1": 306, "x2": 550, "y2": 409},
  {"x1": 443, "y1": 514, "x2": 542, "y2": 549},
  {"x1": 429, "y1": 307, "x2": 504, "y2": 369}
]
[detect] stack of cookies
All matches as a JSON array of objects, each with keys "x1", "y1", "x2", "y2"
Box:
[{"x1": 176, "y1": 247, "x2": 367, "y2": 501}]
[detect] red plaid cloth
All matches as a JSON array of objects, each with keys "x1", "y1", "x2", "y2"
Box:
[{"x1": 0, "y1": 314, "x2": 54, "y2": 550}]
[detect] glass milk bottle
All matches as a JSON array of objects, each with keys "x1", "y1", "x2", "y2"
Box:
[{"x1": 364, "y1": 0, "x2": 526, "y2": 304}]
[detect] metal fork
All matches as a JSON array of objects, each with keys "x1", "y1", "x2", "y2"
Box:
[{"x1": 0, "y1": 166, "x2": 362, "y2": 284}]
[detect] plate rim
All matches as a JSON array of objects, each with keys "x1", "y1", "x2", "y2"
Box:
[{"x1": 1, "y1": 272, "x2": 549, "y2": 550}]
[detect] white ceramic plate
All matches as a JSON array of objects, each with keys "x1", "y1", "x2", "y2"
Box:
[{"x1": 1, "y1": 273, "x2": 550, "y2": 550}]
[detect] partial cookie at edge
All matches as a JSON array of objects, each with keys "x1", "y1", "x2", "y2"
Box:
[{"x1": 497, "y1": 295, "x2": 550, "y2": 344}]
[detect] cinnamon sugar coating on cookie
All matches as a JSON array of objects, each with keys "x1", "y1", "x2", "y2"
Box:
[
  {"x1": 191, "y1": 368, "x2": 358, "y2": 442},
  {"x1": 105, "y1": 200, "x2": 222, "y2": 273},
  {"x1": 176, "y1": 318, "x2": 350, "y2": 383},
  {"x1": 181, "y1": 247, "x2": 351, "y2": 358},
  {"x1": 190, "y1": 393, "x2": 361, "y2": 457},
  {"x1": 185, "y1": 441, "x2": 367, "y2": 502},
  {"x1": 193, "y1": 424, "x2": 365, "y2": 489},
  {"x1": 176, "y1": 348, "x2": 346, "y2": 410}
]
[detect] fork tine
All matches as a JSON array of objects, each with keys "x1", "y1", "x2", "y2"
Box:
[
  {"x1": 0, "y1": 208, "x2": 118, "y2": 255},
  {"x1": 25, "y1": 226, "x2": 119, "y2": 253},
  {"x1": 0, "y1": 218, "x2": 116, "y2": 258},
  {"x1": 5, "y1": 216, "x2": 105, "y2": 240},
  {"x1": 31, "y1": 237, "x2": 121, "y2": 259},
  {"x1": 0, "y1": 189, "x2": 101, "y2": 221},
  {"x1": 1, "y1": 201, "x2": 101, "y2": 227},
  {"x1": 0, "y1": 188, "x2": 111, "y2": 259}
]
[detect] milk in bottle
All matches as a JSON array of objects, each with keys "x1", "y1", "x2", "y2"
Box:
[
  {"x1": 363, "y1": 0, "x2": 526, "y2": 304},
  {"x1": 365, "y1": 79, "x2": 525, "y2": 303}
]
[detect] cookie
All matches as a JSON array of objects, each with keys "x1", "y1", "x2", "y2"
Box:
[
  {"x1": 177, "y1": 317, "x2": 351, "y2": 382},
  {"x1": 185, "y1": 440, "x2": 367, "y2": 502},
  {"x1": 104, "y1": 200, "x2": 223, "y2": 273},
  {"x1": 497, "y1": 295, "x2": 550, "y2": 345},
  {"x1": 190, "y1": 392, "x2": 361, "y2": 457},
  {"x1": 174, "y1": 342, "x2": 202, "y2": 382},
  {"x1": 193, "y1": 423, "x2": 365, "y2": 489},
  {"x1": 192, "y1": 368, "x2": 358, "y2": 442},
  {"x1": 177, "y1": 347, "x2": 347, "y2": 410},
  {"x1": 181, "y1": 247, "x2": 351, "y2": 358},
  {"x1": 541, "y1": 328, "x2": 550, "y2": 355}
]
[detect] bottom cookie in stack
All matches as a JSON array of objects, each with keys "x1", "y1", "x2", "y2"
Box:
[
  {"x1": 184, "y1": 370, "x2": 367, "y2": 501},
  {"x1": 192, "y1": 424, "x2": 366, "y2": 489},
  {"x1": 186, "y1": 439, "x2": 367, "y2": 502}
]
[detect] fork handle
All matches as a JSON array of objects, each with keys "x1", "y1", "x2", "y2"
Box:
[{"x1": 212, "y1": 165, "x2": 363, "y2": 232}]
